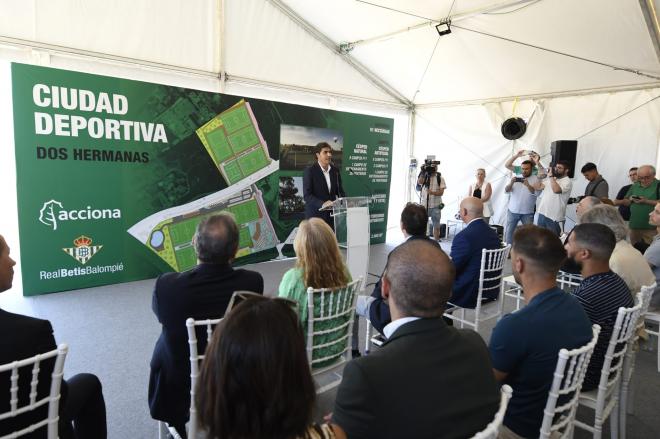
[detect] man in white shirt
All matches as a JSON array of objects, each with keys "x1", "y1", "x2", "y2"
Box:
[
  {"x1": 535, "y1": 160, "x2": 573, "y2": 236},
  {"x1": 504, "y1": 151, "x2": 543, "y2": 244}
]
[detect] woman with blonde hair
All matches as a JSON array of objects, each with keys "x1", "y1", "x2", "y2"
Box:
[
  {"x1": 278, "y1": 217, "x2": 352, "y2": 361},
  {"x1": 468, "y1": 168, "x2": 493, "y2": 223}
]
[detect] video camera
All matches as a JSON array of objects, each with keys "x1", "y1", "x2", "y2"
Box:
[
  {"x1": 567, "y1": 196, "x2": 585, "y2": 205},
  {"x1": 420, "y1": 158, "x2": 441, "y2": 174}
]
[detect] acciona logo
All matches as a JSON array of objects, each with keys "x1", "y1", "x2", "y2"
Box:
[{"x1": 38, "y1": 200, "x2": 122, "y2": 230}]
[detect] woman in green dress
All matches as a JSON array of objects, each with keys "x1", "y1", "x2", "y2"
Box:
[{"x1": 278, "y1": 218, "x2": 352, "y2": 365}]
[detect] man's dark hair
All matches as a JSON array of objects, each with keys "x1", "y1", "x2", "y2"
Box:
[
  {"x1": 194, "y1": 214, "x2": 239, "y2": 264},
  {"x1": 521, "y1": 160, "x2": 533, "y2": 167},
  {"x1": 400, "y1": 203, "x2": 428, "y2": 236},
  {"x1": 557, "y1": 159, "x2": 571, "y2": 170},
  {"x1": 315, "y1": 142, "x2": 332, "y2": 154},
  {"x1": 572, "y1": 223, "x2": 616, "y2": 261},
  {"x1": 512, "y1": 225, "x2": 566, "y2": 274},
  {"x1": 383, "y1": 239, "x2": 454, "y2": 317},
  {"x1": 196, "y1": 297, "x2": 315, "y2": 439},
  {"x1": 629, "y1": 167, "x2": 638, "y2": 172},
  {"x1": 581, "y1": 162, "x2": 597, "y2": 173}
]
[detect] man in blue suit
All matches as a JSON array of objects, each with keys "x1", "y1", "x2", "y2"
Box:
[
  {"x1": 356, "y1": 203, "x2": 440, "y2": 336},
  {"x1": 449, "y1": 197, "x2": 501, "y2": 308},
  {"x1": 303, "y1": 142, "x2": 345, "y2": 229}
]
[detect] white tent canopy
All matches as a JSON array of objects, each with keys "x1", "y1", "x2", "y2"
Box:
[{"x1": 1, "y1": 0, "x2": 659, "y2": 234}]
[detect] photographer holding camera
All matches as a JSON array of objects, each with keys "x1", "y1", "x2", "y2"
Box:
[
  {"x1": 536, "y1": 160, "x2": 573, "y2": 236},
  {"x1": 417, "y1": 158, "x2": 446, "y2": 241},
  {"x1": 503, "y1": 150, "x2": 543, "y2": 244}
]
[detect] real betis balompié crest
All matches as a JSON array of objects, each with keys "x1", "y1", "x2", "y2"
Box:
[{"x1": 63, "y1": 235, "x2": 103, "y2": 265}]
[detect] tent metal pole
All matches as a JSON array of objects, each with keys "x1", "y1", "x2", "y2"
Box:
[
  {"x1": 217, "y1": 0, "x2": 226, "y2": 92},
  {"x1": 0, "y1": 36, "x2": 220, "y2": 79},
  {"x1": 639, "y1": 0, "x2": 660, "y2": 63},
  {"x1": 226, "y1": 74, "x2": 409, "y2": 110},
  {"x1": 266, "y1": 0, "x2": 413, "y2": 108},
  {"x1": 415, "y1": 82, "x2": 660, "y2": 108},
  {"x1": 406, "y1": 109, "x2": 417, "y2": 204}
]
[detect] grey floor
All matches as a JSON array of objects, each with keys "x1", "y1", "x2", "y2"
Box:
[{"x1": 1, "y1": 233, "x2": 659, "y2": 438}]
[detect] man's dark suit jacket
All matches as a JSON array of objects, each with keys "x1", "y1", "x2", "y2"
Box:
[
  {"x1": 0, "y1": 309, "x2": 61, "y2": 438},
  {"x1": 449, "y1": 219, "x2": 501, "y2": 308},
  {"x1": 148, "y1": 263, "x2": 263, "y2": 426},
  {"x1": 303, "y1": 162, "x2": 345, "y2": 227},
  {"x1": 369, "y1": 235, "x2": 438, "y2": 334},
  {"x1": 333, "y1": 318, "x2": 500, "y2": 439}
]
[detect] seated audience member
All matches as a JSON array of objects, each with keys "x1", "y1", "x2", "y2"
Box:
[
  {"x1": 278, "y1": 218, "x2": 352, "y2": 359},
  {"x1": 560, "y1": 196, "x2": 602, "y2": 275},
  {"x1": 489, "y1": 225, "x2": 592, "y2": 438},
  {"x1": 564, "y1": 223, "x2": 634, "y2": 390},
  {"x1": 644, "y1": 202, "x2": 660, "y2": 310},
  {"x1": 149, "y1": 214, "x2": 264, "y2": 436},
  {"x1": 581, "y1": 204, "x2": 654, "y2": 294},
  {"x1": 333, "y1": 239, "x2": 500, "y2": 439},
  {"x1": 356, "y1": 202, "x2": 438, "y2": 335},
  {"x1": 449, "y1": 197, "x2": 500, "y2": 308},
  {"x1": 196, "y1": 296, "x2": 346, "y2": 439},
  {"x1": 575, "y1": 196, "x2": 601, "y2": 222},
  {"x1": 0, "y1": 234, "x2": 107, "y2": 439}
]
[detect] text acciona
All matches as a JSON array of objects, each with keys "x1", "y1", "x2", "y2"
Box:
[{"x1": 32, "y1": 84, "x2": 168, "y2": 143}]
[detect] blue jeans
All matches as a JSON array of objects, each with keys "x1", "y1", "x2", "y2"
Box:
[
  {"x1": 505, "y1": 210, "x2": 534, "y2": 244},
  {"x1": 536, "y1": 213, "x2": 561, "y2": 236}
]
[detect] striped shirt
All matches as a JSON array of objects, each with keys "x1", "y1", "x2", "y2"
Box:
[{"x1": 572, "y1": 271, "x2": 634, "y2": 390}]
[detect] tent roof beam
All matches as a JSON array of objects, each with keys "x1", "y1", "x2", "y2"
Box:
[
  {"x1": 226, "y1": 74, "x2": 410, "y2": 110},
  {"x1": 415, "y1": 81, "x2": 660, "y2": 108},
  {"x1": 639, "y1": 0, "x2": 660, "y2": 63},
  {"x1": 266, "y1": 0, "x2": 413, "y2": 108}
]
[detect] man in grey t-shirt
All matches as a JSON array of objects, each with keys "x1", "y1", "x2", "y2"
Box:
[
  {"x1": 644, "y1": 202, "x2": 660, "y2": 310},
  {"x1": 581, "y1": 162, "x2": 609, "y2": 199}
]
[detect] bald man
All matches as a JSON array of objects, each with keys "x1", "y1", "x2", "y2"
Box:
[
  {"x1": 448, "y1": 197, "x2": 501, "y2": 308},
  {"x1": 333, "y1": 239, "x2": 499, "y2": 439}
]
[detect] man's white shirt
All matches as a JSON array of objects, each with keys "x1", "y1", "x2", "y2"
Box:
[
  {"x1": 319, "y1": 162, "x2": 332, "y2": 193},
  {"x1": 537, "y1": 176, "x2": 572, "y2": 222},
  {"x1": 508, "y1": 175, "x2": 540, "y2": 214},
  {"x1": 383, "y1": 317, "x2": 421, "y2": 339}
]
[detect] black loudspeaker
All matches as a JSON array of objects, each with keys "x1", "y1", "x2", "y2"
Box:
[
  {"x1": 550, "y1": 140, "x2": 578, "y2": 178},
  {"x1": 501, "y1": 117, "x2": 527, "y2": 140}
]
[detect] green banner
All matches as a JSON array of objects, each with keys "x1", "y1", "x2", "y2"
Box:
[{"x1": 11, "y1": 63, "x2": 394, "y2": 296}]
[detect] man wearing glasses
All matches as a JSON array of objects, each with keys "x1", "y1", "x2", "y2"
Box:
[{"x1": 621, "y1": 165, "x2": 660, "y2": 247}]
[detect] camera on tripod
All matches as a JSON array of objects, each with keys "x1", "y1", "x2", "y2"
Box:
[{"x1": 420, "y1": 158, "x2": 441, "y2": 174}]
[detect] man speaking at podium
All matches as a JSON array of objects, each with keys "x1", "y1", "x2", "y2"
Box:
[{"x1": 303, "y1": 142, "x2": 346, "y2": 229}]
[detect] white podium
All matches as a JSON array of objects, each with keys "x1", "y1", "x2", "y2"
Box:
[{"x1": 330, "y1": 197, "x2": 370, "y2": 291}]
